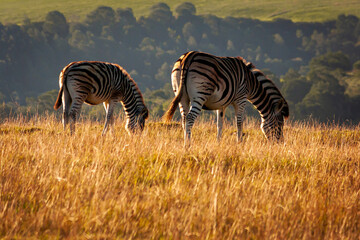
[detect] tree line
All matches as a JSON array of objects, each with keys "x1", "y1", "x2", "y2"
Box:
[{"x1": 0, "y1": 2, "x2": 359, "y2": 123}]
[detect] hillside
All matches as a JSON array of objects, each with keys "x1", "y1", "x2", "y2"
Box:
[{"x1": 1, "y1": 0, "x2": 360, "y2": 24}]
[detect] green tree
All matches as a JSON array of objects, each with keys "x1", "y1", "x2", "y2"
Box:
[
  {"x1": 68, "y1": 30, "x2": 95, "y2": 50},
  {"x1": 113, "y1": 8, "x2": 144, "y2": 47},
  {"x1": 353, "y1": 60, "x2": 360, "y2": 71},
  {"x1": 182, "y1": 22, "x2": 199, "y2": 47},
  {"x1": 155, "y1": 62, "x2": 172, "y2": 85},
  {"x1": 332, "y1": 14, "x2": 359, "y2": 43},
  {"x1": 116, "y1": 8, "x2": 136, "y2": 26},
  {"x1": 140, "y1": 3, "x2": 174, "y2": 42},
  {"x1": 343, "y1": 60, "x2": 360, "y2": 98},
  {"x1": 43, "y1": 11, "x2": 69, "y2": 39},
  {"x1": 296, "y1": 52, "x2": 351, "y2": 121},
  {"x1": 148, "y1": 3, "x2": 173, "y2": 23},
  {"x1": 296, "y1": 76, "x2": 347, "y2": 121},
  {"x1": 85, "y1": 6, "x2": 115, "y2": 36},
  {"x1": 25, "y1": 89, "x2": 58, "y2": 114},
  {"x1": 281, "y1": 68, "x2": 311, "y2": 106},
  {"x1": 174, "y1": 2, "x2": 196, "y2": 18},
  {"x1": 144, "y1": 83, "x2": 174, "y2": 118},
  {"x1": 308, "y1": 51, "x2": 351, "y2": 73}
]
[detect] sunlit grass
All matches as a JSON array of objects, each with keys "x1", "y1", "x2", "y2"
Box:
[{"x1": 0, "y1": 115, "x2": 359, "y2": 239}]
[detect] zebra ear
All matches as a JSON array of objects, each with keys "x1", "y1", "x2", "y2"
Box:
[
  {"x1": 275, "y1": 99, "x2": 289, "y2": 120},
  {"x1": 141, "y1": 108, "x2": 149, "y2": 120},
  {"x1": 282, "y1": 104, "x2": 289, "y2": 120}
]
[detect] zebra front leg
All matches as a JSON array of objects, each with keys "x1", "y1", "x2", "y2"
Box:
[
  {"x1": 102, "y1": 101, "x2": 115, "y2": 136},
  {"x1": 216, "y1": 108, "x2": 225, "y2": 142},
  {"x1": 233, "y1": 100, "x2": 246, "y2": 142},
  {"x1": 236, "y1": 115, "x2": 244, "y2": 142}
]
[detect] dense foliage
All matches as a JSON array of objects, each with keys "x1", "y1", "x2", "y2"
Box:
[{"x1": 0, "y1": 3, "x2": 359, "y2": 122}]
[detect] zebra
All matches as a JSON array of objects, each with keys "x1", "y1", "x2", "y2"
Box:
[
  {"x1": 53, "y1": 61, "x2": 149, "y2": 135},
  {"x1": 163, "y1": 51, "x2": 289, "y2": 146}
]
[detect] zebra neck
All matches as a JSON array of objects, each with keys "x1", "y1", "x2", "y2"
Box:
[
  {"x1": 247, "y1": 75, "x2": 280, "y2": 120},
  {"x1": 121, "y1": 80, "x2": 145, "y2": 120}
]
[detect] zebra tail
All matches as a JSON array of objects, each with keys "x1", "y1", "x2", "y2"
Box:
[
  {"x1": 54, "y1": 65, "x2": 69, "y2": 110},
  {"x1": 162, "y1": 86, "x2": 183, "y2": 123},
  {"x1": 162, "y1": 66, "x2": 187, "y2": 123},
  {"x1": 53, "y1": 86, "x2": 63, "y2": 110},
  {"x1": 54, "y1": 62, "x2": 76, "y2": 110},
  {"x1": 163, "y1": 51, "x2": 196, "y2": 123}
]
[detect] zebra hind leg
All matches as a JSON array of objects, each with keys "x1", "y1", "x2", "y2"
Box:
[
  {"x1": 62, "y1": 86, "x2": 72, "y2": 131},
  {"x1": 233, "y1": 100, "x2": 246, "y2": 142},
  {"x1": 63, "y1": 111, "x2": 69, "y2": 131},
  {"x1": 68, "y1": 97, "x2": 86, "y2": 135},
  {"x1": 184, "y1": 105, "x2": 202, "y2": 148},
  {"x1": 179, "y1": 99, "x2": 190, "y2": 130},
  {"x1": 183, "y1": 93, "x2": 211, "y2": 147}
]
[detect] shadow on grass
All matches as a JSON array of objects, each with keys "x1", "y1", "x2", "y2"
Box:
[{"x1": 0, "y1": 126, "x2": 43, "y2": 134}]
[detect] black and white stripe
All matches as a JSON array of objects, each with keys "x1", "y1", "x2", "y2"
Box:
[
  {"x1": 54, "y1": 61, "x2": 148, "y2": 135},
  {"x1": 163, "y1": 51, "x2": 289, "y2": 145}
]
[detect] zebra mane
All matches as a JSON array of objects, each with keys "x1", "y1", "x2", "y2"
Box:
[
  {"x1": 115, "y1": 63, "x2": 147, "y2": 109},
  {"x1": 237, "y1": 57, "x2": 277, "y2": 89},
  {"x1": 237, "y1": 56, "x2": 256, "y2": 70}
]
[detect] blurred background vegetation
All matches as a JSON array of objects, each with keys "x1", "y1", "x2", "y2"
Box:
[
  {"x1": 0, "y1": 2, "x2": 359, "y2": 123},
  {"x1": 1, "y1": 0, "x2": 359, "y2": 24}
]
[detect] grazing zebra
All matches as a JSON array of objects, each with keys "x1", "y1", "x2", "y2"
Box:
[
  {"x1": 163, "y1": 51, "x2": 289, "y2": 146},
  {"x1": 54, "y1": 61, "x2": 149, "y2": 135}
]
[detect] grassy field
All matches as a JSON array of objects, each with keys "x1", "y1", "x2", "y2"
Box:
[
  {"x1": 0, "y1": 114, "x2": 359, "y2": 239},
  {"x1": 0, "y1": 0, "x2": 360, "y2": 24}
]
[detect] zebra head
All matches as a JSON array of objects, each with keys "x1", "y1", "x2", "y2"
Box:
[
  {"x1": 137, "y1": 107, "x2": 149, "y2": 131},
  {"x1": 125, "y1": 106, "x2": 149, "y2": 134},
  {"x1": 261, "y1": 98, "x2": 289, "y2": 142}
]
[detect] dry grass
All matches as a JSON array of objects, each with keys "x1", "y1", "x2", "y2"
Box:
[{"x1": 0, "y1": 115, "x2": 359, "y2": 239}]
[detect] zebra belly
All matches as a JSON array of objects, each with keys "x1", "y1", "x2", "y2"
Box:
[
  {"x1": 194, "y1": 90, "x2": 233, "y2": 110},
  {"x1": 202, "y1": 100, "x2": 232, "y2": 110},
  {"x1": 85, "y1": 94, "x2": 109, "y2": 105}
]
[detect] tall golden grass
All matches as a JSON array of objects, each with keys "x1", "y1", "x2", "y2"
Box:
[{"x1": 0, "y1": 115, "x2": 359, "y2": 239}]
